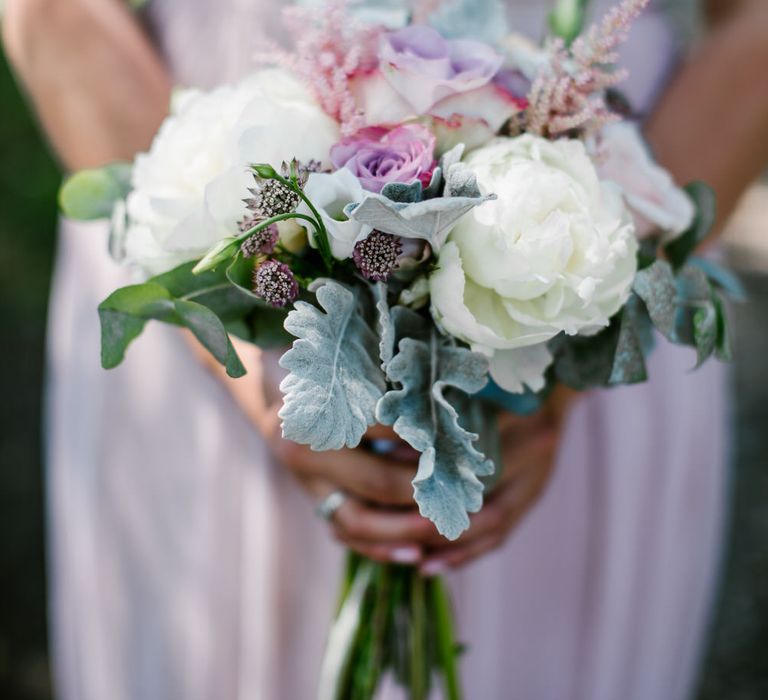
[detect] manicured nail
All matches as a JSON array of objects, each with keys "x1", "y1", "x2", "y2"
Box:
[
  {"x1": 420, "y1": 560, "x2": 448, "y2": 577},
  {"x1": 390, "y1": 547, "x2": 421, "y2": 564}
]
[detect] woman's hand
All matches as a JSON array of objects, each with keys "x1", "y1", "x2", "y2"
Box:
[{"x1": 198, "y1": 336, "x2": 575, "y2": 568}]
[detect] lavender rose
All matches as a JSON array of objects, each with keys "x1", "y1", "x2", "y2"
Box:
[
  {"x1": 330, "y1": 124, "x2": 436, "y2": 193},
  {"x1": 379, "y1": 26, "x2": 503, "y2": 115}
]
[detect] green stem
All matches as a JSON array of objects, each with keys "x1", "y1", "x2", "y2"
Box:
[
  {"x1": 272, "y1": 172, "x2": 334, "y2": 270},
  {"x1": 409, "y1": 571, "x2": 429, "y2": 700},
  {"x1": 236, "y1": 211, "x2": 320, "y2": 245},
  {"x1": 429, "y1": 576, "x2": 463, "y2": 700},
  {"x1": 354, "y1": 564, "x2": 392, "y2": 699}
]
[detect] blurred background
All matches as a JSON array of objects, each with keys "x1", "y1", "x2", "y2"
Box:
[{"x1": 0, "y1": 18, "x2": 767, "y2": 700}]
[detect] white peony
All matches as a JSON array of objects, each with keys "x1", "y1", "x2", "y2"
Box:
[
  {"x1": 596, "y1": 122, "x2": 694, "y2": 241},
  {"x1": 120, "y1": 69, "x2": 340, "y2": 276},
  {"x1": 430, "y1": 135, "x2": 638, "y2": 393}
]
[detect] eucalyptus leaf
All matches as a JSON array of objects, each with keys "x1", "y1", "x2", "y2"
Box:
[
  {"x1": 674, "y1": 264, "x2": 712, "y2": 347},
  {"x1": 713, "y1": 293, "x2": 733, "y2": 362},
  {"x1": 98, "y1": 281, "x2": 246, "y2": 377},
  {"x1": 693, "y1": 302, "x2": 718, "y2": 368},
  {"x1": 59, "y1": 162, "x2": 132, "y2": 220},
  {"x1": 664, "y1": 182, "x2": 716, "y2": 269},
  {"x1": 610, "y1": 299, "x2": 648, "y2": 385},
  {"x1": 279, "y1": 280, "x2": 386, "y2": 451},
  {"x1": 98, "y1": 283, "x2": 174, "y2": 368},
  {"x1": 376, "y1": 331, "x2": 492, "y2": 540},
  {"x1": 551, "y1": 323, "x2": 618, "y2": 390},
  {"x1": 689, "y1": 257, "x2": 746, "y2": 301},
  {"x1": 633, "y1": 260, "x2": 678, "y2": 342}
]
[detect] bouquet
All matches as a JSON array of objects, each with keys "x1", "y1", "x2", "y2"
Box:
[{"x1": 60, "y1": 0, "x2": 741, "y2": 697}]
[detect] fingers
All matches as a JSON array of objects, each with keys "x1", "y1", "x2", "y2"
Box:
[
  {"x1": 307, "y1": 481, "x2": 430, "y2": 565},
  {"x1": 268, "y1": 430, "x2": 418, "y2": 506},
  {"x1": 420, "y1": 533, "x2": 504, "y2": 575},
  {"x1": 342, "y1": 539, "x2": 423, "y2": 565},
  {"x1": 332, "y1": 497, "x2": 440, "y2": 545}
]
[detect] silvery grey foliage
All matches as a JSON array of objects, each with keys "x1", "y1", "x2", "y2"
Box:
[
  {"x1": 609, "y1": 296, "x2": 648, "y2": 385},
  {"x1": 279, "y1": 280, "x2": 386, "y2": 451},
  {"x1": 347, "y1": 160, "x2": 495, "y2": 252},
  {"x1": 376, "y1": 329, "x2": 492, "y2": 540},
  {"x1": 374, "y1": 283, "x2": 426, "y2": 373},
  {"x1": 633, "y1": 260, "x2": 678, "y2": 342}
]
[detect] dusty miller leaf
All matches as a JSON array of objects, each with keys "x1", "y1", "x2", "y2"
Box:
[
  {"x1": 279, "y1": 280, "x2": 386, "y2": 451},
  {"x1": 376, "y1": 331, "x2": 491, "y2": 540},
  {"x1": 347, "y1": 164, "x2": 495, "y2": 252}
]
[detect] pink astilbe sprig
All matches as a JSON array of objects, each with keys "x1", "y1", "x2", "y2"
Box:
[
  {"x1": 253, "y1": 1, "x2": 383, "y2": 135},
  {"x1": 527, "y1": 0, "x2": 649, "y2": 138}
]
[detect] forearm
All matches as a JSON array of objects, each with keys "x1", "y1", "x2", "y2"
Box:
[
  {"x1": 2, "y1": 0, "x2": 171, "y2": 170},
  {"x1": 646, "y1": 0, "x2": 768, "y2": 231}
]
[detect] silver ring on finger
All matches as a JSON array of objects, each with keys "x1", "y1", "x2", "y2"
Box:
[{"x1": 316, "y1": 490, "x2": 346, "y2": 522}]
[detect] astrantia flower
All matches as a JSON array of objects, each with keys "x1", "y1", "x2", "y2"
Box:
[
  {"x1": 253, "y1": 260, "x2": 299, "y2": 308},
  {"x1": 244, "y1": 178, "x2": 301, "y2": 220},
  {"x1": 331, "y1": 124, "x2": 435, "y2": 194},
  {"x1": 120, "y1": 69, "x2": 339, "y2": 276},
  {"x1": 240, "y1": 224, "x2": 279, "y2": 258},
  {"x1": 430, "y1": 135, "x2": 638, "y2": 393},
  {"x1": 353, "y1": 230, "x2": 403, "y2": 281}
]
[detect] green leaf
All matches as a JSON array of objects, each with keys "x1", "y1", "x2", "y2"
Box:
[
  {"x1": 279, "y1": 280, "x2": 387, "y2": 451},
  {"x1": 59, "y1": 162, "x2": 132, "y2": 220},
  {"x1": 376, "y1": 330, "x2": 492, "y2": 540},
  {"x1": 633, "y1": 260, "x2": 678, "y2": 341},
  {"x1": 98, "y1": 283, "x2": 174, "y2": 368},
  {"x1": 664, "y1": 182, "x2": 716, "y2": 269},
  {"x1": 173, "y1": 300, "x2": 246, "y2": 378},
  {"x1": 98, "y1": 281, "x2": 246, "y2": 377}
]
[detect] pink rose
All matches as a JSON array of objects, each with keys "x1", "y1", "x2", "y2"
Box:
[
  {"x1": 330, "y1": 123, "x2": 436, "y2": 193},
  {"x1": 379, "y1": 26, "x2": 503, "y2": 114}
]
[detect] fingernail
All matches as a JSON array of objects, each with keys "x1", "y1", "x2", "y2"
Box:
[
  {"x1": 420, "y1": 560, "x2": 448, "y2": 577},
  {"x1": 390, "y1": 547, "x2": 421, "y2": 564}
]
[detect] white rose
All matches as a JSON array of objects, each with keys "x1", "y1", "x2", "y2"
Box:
[
  {"x1": 430, "y1": 135, "x2": 638, "y2": 393},
  {"x1": 297, "y1": 169, "x2": 371, "y2": 260},
  {"x1": 596, "y1": 122, "x2": 694, "y2": 242},
  {"x1": 122, "y1": 69, "x2": 340, "y2": 276}
]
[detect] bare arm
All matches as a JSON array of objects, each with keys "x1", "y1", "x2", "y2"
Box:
[
  {"x1": 646, "y1": 0, "x2": 768, "y2": 230},
  {"x1": 2, "y1": 0, "x2": 172, "y2": 170}
]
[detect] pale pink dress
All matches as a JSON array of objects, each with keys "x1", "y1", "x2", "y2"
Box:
[{"x1": 46, "y1": 1, "x2": 727, "y2": 699}]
